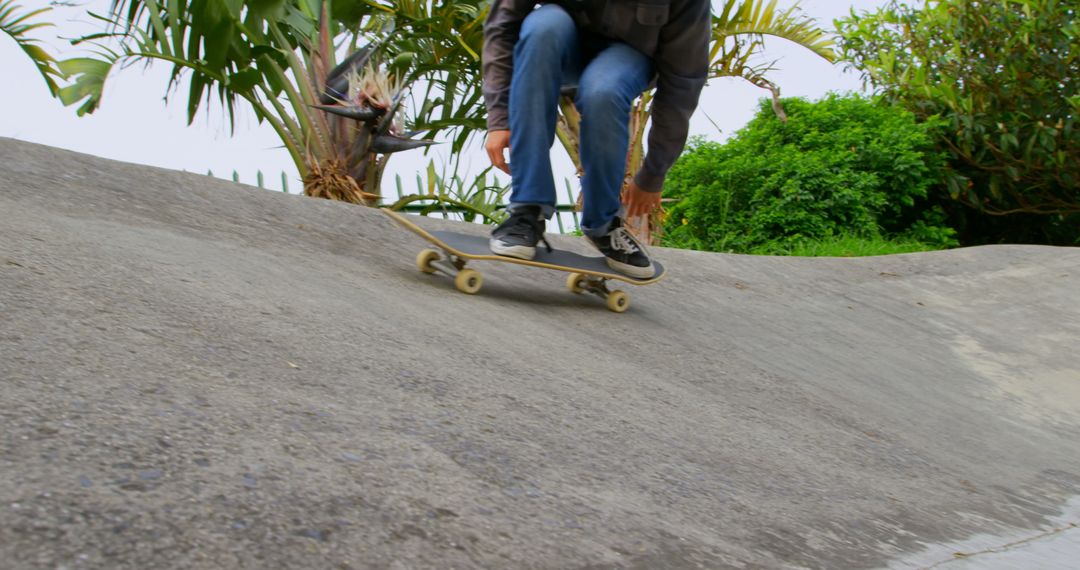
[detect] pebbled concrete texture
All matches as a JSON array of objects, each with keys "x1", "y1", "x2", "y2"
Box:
[{"x1": 1, "y1": 136, "x2": 1078, "y2": 569}]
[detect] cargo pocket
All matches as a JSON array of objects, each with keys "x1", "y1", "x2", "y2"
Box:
[{"x1": 636, "y1": 0, "x2": 669, "y2": 26}]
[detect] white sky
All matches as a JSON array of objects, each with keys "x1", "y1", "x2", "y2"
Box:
[{"x1": 1, "y1": 0, "x2": 889, "y2": 198}]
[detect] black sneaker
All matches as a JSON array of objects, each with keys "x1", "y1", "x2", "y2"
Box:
[
  {"x1": 489, "y1": 206, "x2": 551, "y2": 260},
  {"x1": 587, "y1": 218, "x2": 656, "y2": 279}
]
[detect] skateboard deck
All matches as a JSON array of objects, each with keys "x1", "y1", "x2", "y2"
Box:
[{"x1": 383, "y1": 209, "x2": 665, "y2": 312}]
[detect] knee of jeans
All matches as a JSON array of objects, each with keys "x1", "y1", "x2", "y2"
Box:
[
  {"x1": 520, "y1": 4, "x2": 575, "y2": 45},
  {"x1": 576, "y1": 83, "x2": 630, "y2": 119}
]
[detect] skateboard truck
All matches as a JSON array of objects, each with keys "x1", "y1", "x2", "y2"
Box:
[
  {"x1": 565, "y1": 273, "x2": 630, "y2": 312},
  {"x1": 416, "y1": 249, "x2": 484, "y2": 295}
]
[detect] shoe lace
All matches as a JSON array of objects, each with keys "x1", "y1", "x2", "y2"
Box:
[{"x1": 609, "y1": 227, "x2": 643, "y2": 255}]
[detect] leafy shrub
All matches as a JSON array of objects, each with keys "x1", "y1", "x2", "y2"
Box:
[
  {"x1": 837, "y1": 0, "x2": 1079, "y2": 244},
  {"x1": 662, "y1": 94, "x2": 954, "y2": 253}
]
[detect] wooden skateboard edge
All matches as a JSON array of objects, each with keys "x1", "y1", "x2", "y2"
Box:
[{"x1": 381, "y1": 208, "x2": 666, "y2": 286}]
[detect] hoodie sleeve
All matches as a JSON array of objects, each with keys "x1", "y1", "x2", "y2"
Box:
[
  {"x1": 482, "y1": 0, "x2": 535, "y2": 132},
  {"x1": 633, "y1": 0, "x2": 711, "y2": 193}
]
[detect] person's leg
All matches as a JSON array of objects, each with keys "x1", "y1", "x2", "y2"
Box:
[
  {"x1": 507, "y1": 3, "x2": 582, "y2": 215},
  {"x1": 491, "y1": 4, "x2": 581, "y2": 259},
  {"x1": 575, "y1": 44, "x2": 657, "y2": 278},
  {"x1": 575, "y1": 43, "x2": 653, "y2": 236}
]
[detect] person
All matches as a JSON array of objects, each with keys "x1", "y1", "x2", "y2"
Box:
[{"x1": 482, "y1": 0, "x2": 710, "y2": 278}]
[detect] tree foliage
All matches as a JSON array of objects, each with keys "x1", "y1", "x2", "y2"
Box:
[
  {"x1": 661, "y1": 95, "x2": 954, "y2": 253},
  {"x1": 837, "y1": 0, "x2": 1079, "y2": 219},
  {"x1": 0, "y1": 1, "x2": 65, "y2": 95},
  {"x1": 708, "y1": 0, "x2": 836, "y2": 116},
  {"x1": 60, "y1": 0, "x2": 488, "y2": 204}
]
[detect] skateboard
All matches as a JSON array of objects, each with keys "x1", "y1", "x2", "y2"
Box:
[{"x1": 383, "y1": 209, "x2": 666, "y2": 313}]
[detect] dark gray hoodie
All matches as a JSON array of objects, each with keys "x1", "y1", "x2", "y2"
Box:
[{"x1": 482, "y1": 0, "x2": 711, "y2": 192}]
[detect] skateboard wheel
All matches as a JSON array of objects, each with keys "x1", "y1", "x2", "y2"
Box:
[
  {"x1": 606, "y1": 290, "x2": 630, "y2": 313},
  {"x1": 454, "y1": 268, "x2": 483, "y2": 295},
  {"x1": 566, "y1": 273, "x2": 587, "y2": 294},
  {"x1": 416, "y1": 249, "x2": 440, "y2": 274}
]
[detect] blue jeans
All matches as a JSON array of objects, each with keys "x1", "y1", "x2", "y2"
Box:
[{"x1": 507, "y1": 4, "x2": 654, "y2": 237}]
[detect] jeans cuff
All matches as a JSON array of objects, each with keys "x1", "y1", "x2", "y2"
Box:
[
  {"x1": 508, "y1": 202, "x2": 556, "y2": 219},
  {"x1": 581, "y1": 217, "x2": 617, "y2": 238}
]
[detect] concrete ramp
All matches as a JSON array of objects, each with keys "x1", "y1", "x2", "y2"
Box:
[{"x1": 2, "y1": 137, "x2": 1079, "y2": 569}]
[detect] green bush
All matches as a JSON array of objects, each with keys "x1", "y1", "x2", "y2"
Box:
[
  {"x1": 837, "y1": 0, "x2": 1079, "y2": 245},
  {"x1": 661, "y1": 94, "x2": 955, "y2": 253}
]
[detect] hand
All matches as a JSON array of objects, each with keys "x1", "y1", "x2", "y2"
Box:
[
  {"x1": 624, "y1": 180, "x2": 662, "y2": 218},
  {"x1": 485, "y1": 130, "x2": 511, "y2": 175}
]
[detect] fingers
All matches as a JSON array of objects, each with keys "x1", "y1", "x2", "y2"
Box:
[
  {"x1": 639, "y1": 197, "x2": 660, "y2": 218},
  {"x1": 485, "y1": 130, "x2": 511, "y2": 175},
  {"x1": 626, "y1": 189, "x2": 661, "y2": 218},
  {"x1": 487, "y1": 144, "x2": 509, "y2": 175}
]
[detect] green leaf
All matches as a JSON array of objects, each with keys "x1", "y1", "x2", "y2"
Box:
[
  {"x1": 248, "y1": 0, "x2": 287, "y2": 18},
  {"x1": 1, "y1": 1, "x2": 66, "y2": 94},
  {"x1": 229, "y1": 67, "x2": 261, "y2": 93},
  {"x1": 426, "y1": 160, "x2": 437, "y2": 197},
  {"x1": 56, "y1": 57, "x2": 115, "y2": 115}
]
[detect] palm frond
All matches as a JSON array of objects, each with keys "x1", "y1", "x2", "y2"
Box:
[
  {"x1": 713, "y1": 0, "x2": 835, "y2": 61},
  {"x1": 0, "y1": 1, "x2": 65, "y2": 94},
  {"x1": 56, "y1": 54, "x2": 118, "y2": 116},
  {"x1": 707, "y1": 0, "x2": 835, "y2": 119}
]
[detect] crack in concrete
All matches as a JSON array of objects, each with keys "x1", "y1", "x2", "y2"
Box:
[{"x1": 925, "y1": 521, "x2": 1080, "y2": 569}]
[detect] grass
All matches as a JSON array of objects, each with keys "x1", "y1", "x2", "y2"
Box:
[{"x1": 748, "y1": 234, "x2": 946, "y2": 257}]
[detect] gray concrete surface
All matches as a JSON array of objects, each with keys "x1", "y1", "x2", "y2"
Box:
[{"x1": 1, "y1": 136, "x2": 1079, "y2": 569}]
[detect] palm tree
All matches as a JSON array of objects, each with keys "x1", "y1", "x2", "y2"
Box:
[
  {"x1": 557, "y1": 0, "x2": 836, "y2": 243},
  {"x1": 61, "y1": 0, "x2": 488, "y2": 205}
]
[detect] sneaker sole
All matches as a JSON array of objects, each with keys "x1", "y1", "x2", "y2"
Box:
[
  {"x1": 605, "y1": 257, "x2": 656, "y2": 279},
  {"x1": 489, "y1": 239, "x2": 536, "y2": 260}
]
